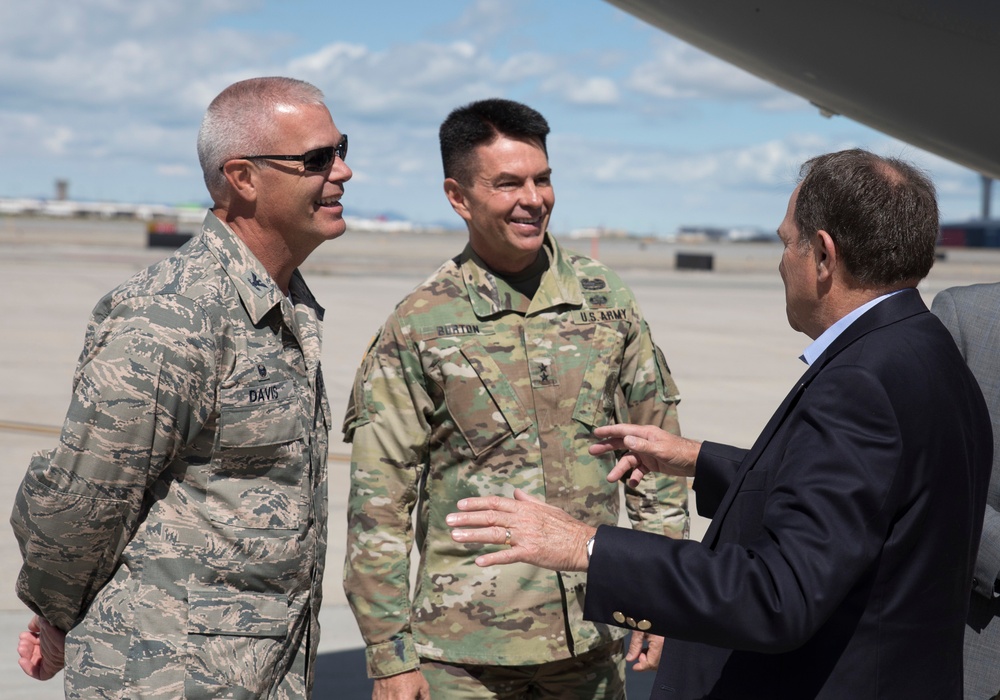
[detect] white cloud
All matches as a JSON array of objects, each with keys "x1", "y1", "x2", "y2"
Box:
[
  {"x1": 287, "y1": 41, "x2": 507, "y2": 121},
  {"x1": 495, "y1": 52, "x2": 559, "y2": 83},
  {"x1": 156, "y1": 164, "x2": 194, "y2": 177},
  {"x1": 626, "y1": 37, "x2": 790, "y2": 106},
  {"x1": 759, "y1": 94, "x2": 812, "y2": 112},
  {"x1": 42, "y1": 127, "x2": 75, "y2": 155},
  {"x1": 0, "y1": 0, "x2": 984, "y2": 231},
  {"x1": 289, "y1": 43, "x2": 369, "y2": 74},
  {"x1": 546, "y1": 76, "x2": 621, "y2": 106},
  {"x1": 439, "y1": 0, "x2": 529, "y2": 48},
  {"x1": 0, "y1": 0, "x2": 283, "y2": 122},
  {"x1": 0, "y1": 0, "x2": 254, "y2": 62},
  {"x1": 556, "y1": 131, "x2": 834, "y2": 191}
]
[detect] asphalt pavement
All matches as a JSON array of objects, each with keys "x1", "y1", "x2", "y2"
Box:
[{"x1": 2, "y1": 218, "x2": 997, "y2": 698}]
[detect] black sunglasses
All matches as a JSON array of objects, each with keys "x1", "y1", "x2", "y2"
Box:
[{"x1": 223, "y1": 134, "x2": 348, "y2": 172}]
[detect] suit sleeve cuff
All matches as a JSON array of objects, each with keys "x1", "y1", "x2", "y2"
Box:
[{"x1": 365, "y1": 636, "x2": 420, "y2": 678}]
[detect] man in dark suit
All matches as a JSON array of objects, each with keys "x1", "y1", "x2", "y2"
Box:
[
  {"x1": 447, "y1": 149, "x2": 993, "y2": 699},
  {"x1": 933, "y1": 283, "x2": 1000, "y2": 700}
]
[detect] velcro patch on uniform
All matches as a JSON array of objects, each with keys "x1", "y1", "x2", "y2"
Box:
[
  {"x1": 429, "y1": 323, "x2": 495, "y2": 337},
  {"x1": 237, "y1": 379, "x2": 296, "y2": 406},
  {"x1": 572, "y1": 308, "x2": 631, "y2": 324},
  {"x1": 243, "y1": 270, "x2": 272, "y2": 298},
  {"x1": 581, "y1": 277, "x2": 608, "y2": 291}
]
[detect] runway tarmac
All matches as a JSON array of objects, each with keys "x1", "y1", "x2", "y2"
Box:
[{"x1": 2, "y1": 216, "x2": 998, "y2": 697}]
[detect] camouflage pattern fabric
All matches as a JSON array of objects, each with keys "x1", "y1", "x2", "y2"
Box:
[
  {"x1": 420, "y1": 640, "x2": 626, "y2": 698},
  {"x1": 10, "y1": 212, "x2": 330, "y2": 699},
  {"x1": 343, "y1": 234, "x2": 687, "y2": 678}
]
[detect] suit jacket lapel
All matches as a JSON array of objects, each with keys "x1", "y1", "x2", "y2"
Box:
[{"x1": 701, "y1": 289, "x2": 928, "y2": 548}]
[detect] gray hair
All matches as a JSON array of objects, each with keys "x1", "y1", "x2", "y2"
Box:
[{"x1": 197, "y1": 77, "x2": 326, "y2": 202}]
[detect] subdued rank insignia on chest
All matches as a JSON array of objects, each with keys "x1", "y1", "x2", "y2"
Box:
[
  {"x1": 530, "y1": 358, "x2": 558, "y2": 388},
  {"x1": 573, "y1": 308, "x2": 630, "y2": 324},
  {"x1": 581, "y1": 277, "x2": 607, "y2": 291}
]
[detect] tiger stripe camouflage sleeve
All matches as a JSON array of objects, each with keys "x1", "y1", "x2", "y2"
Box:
[{"x1": 11, "y1": 294, "x2": 217, "y2": 631}]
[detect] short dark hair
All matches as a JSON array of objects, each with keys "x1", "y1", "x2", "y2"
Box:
[
  {"x1": 794, "y1": 149, "x2": 939, "y2": 288},
  {"x1": 439, "y1": 98, "x2": 550, "y2": 184}
]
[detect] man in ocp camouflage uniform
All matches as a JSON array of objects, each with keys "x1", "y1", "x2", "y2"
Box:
[
  {"x1": 343, "y1": 98, "x2": 688, "y2": 699},
  {"x1": 11, "y1": 76, "x2": 351, "y2": 698}
]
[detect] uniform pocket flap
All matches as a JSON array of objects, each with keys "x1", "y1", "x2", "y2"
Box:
[
  {"x1": 572, "y1": 323, "x2": 627, "y2": 428},
  {"x1": 218, "y1": 398, "x2": 305, "y2": 447},
  {"x1": 187, "y1": 588, "x2": 289, "y2": 638},
  {"x1": 449, "y1": 342, "x2": 533, "y2": 456}
]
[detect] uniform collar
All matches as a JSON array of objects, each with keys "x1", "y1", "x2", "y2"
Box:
[
  {"x1": 200, "y1": 211, "x2": 284, "y2": 325},
  {"x1": 460, "y1": 233, "x2": 583, "y2": 318}
]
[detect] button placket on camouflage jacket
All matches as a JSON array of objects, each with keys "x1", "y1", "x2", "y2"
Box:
[
  {"x1": 343, "y1": 234, "x2": 687, "y2": 678},
  {"x1": 11, "y1": 212, "x2": 330, "y2": 699}
]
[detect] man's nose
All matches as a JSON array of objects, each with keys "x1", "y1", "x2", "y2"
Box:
[
  {"x1": 520, "y1": 182, "x2": 541, "y2": 207},
  {"x1": 330, "y1": 159, "x2": 353, "y2": 183}
]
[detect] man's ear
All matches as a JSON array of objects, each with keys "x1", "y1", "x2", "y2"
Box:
[
  {"x1": 222, "y1": 160, "x2": 259, "y2": 203},
  {"x1": 443, "y1": 178, "x2": 471, "y2": 222},
  {"x1": 814, "y1": 229, "x2": 838, "y2": 283}
]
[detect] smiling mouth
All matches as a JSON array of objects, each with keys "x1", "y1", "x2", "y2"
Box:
[{"x1": 511, "y1": 215, "x2": 543, "y2": 227}]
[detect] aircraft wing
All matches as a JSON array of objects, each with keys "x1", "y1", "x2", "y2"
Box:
[{"x1": 605, "y1": 0, "x2": 1000, "y2": 179}]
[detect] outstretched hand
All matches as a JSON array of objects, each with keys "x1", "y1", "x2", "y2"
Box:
[
  {"x1": 447, "y1": 489, "x2": 595, "y2": 572},
  {"x1": 17, "y1": 615, "x2": 65, "y2": 680},
  {"x1": 590, "y1": 423, "x2": 702, "y2": 485},
  {"x1": 626, "y1": 631, "x2": 664, "y2": 672}
]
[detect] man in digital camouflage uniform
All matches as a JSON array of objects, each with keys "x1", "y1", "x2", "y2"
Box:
[
  {"x1": 11, "y1": 76, "x2": 351, "y2": 698},
  {"x1": 343, "y1": 98, "x2": 688, "y2": 699}
]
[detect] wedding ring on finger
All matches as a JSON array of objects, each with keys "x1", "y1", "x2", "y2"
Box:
[{"x1": 504, "y1": 528, "x2": 512, "y2": 547}]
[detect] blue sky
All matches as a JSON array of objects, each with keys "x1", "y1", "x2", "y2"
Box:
[{"x1": 0, "y1": 0, "x2": 987, "y2": 234}]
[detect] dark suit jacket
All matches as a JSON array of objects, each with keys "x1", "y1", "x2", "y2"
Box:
[
  {"x1": 585, "y1": 290, "x2": 992, "y2": 699},
  {"x1": 933, "y1": 283, "x2": 1000, "y2": 699}
]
